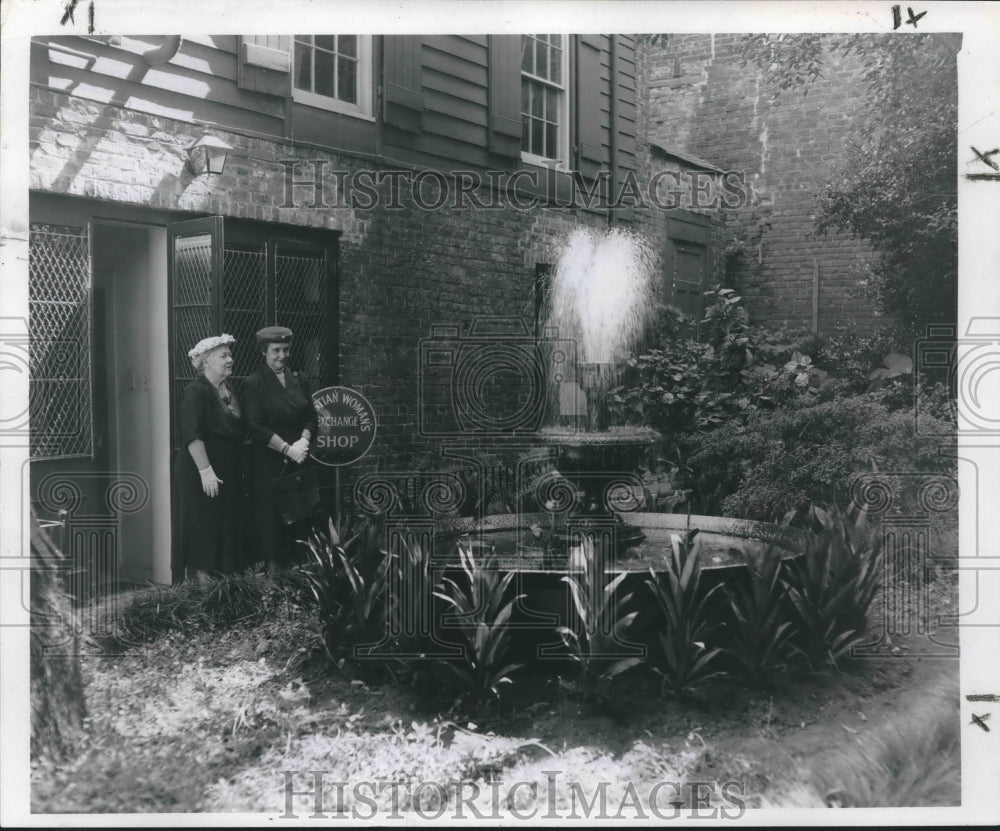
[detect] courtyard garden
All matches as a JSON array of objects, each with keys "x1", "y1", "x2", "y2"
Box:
[{"x1": 31, "y1": 290, "x2": 961, "y2": 815}]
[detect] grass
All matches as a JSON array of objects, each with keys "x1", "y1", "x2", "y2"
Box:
[{"x1": 765, "y1": 674, "x2": 960, "y2": 807}]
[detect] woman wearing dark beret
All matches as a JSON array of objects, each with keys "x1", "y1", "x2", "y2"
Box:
[
  {"x1": 241, "y1": 326, "x2": 318, "y2": 568},
  {"x1": 173, "y1": 334, "x2": 247, "y2": 581}
]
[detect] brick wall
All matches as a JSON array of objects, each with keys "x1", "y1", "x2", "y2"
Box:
[{"x1": 647, "y1": 34, "x2": 879, "y2": 335}]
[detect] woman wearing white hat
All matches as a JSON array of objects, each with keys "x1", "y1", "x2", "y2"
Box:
[{"x1": 173, "y1": 334, "x2": 247, "y2": 580}]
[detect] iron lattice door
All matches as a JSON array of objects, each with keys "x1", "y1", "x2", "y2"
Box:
[
  {"x1": 168, "y1": 218, "x2": 338, "y2": 446},
  {"x1": 221, "y1": 235, "x2": 337, "y2": 394},
  {"x1": 167, "y1": 217, "x2": 224, "y2": 449},
  {"x1": 28, "y1": 222, "x2": 94, "y2": 458}
]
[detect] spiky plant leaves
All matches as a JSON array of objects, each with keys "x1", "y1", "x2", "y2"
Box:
[
  {"x1": 724, "y1": 548, "x2": 798, "y2": 688},
  {"x1": 432, "y1": 542, "x2": 524, "y2": 706},
  {"x1": 644, "y1": 531, "x2": 726, "y2": 698},
  {"x1": 301, "y1": 521, "x2": 393, "y2": 670},
  {"x1": 782, "y1": 504, "x2": 882, "y2": 668},
  {"x1": 559, "y1": 536, "x2": 644, "y2": 698}
]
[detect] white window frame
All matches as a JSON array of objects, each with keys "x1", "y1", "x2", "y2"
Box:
[
  {"x1": 292, "y1": 35, "x2": 374, "y2": 121},
  {"x1": 520, "y1": 34, "x2": 570, "y2": 169}
]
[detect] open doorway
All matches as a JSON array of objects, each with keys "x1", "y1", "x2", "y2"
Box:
[{"x1": 91, "y1": 221, "x2": 171, "y2": 585}]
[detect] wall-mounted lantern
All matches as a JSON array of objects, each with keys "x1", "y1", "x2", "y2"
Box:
[{"x1": 185, "y1": 134, "x2": 232, "y2": 176}]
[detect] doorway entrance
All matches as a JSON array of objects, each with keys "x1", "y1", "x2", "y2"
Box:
[{"x1": 91, "y1": 222, "x2": 171, "y2": 585}]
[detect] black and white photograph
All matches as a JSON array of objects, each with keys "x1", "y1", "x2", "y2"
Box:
[{"x1": 1, "y1": 0, "x2": 998, "y2": 824}]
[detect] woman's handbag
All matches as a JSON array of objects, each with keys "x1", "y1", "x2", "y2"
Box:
[{"x1": 271, "y1": 461, "x2": 320, "y2": 525}]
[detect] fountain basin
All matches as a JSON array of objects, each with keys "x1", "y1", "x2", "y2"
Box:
[
  {"x1": 432, "y1": 511, "x2": 806, "y2": 572},
  {"x1": 430, "y1": 511, "x2": 806, "y2": 663}
]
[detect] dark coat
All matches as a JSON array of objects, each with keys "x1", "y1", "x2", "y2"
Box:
[
  {"x1": 241, "y1": 365, "x2": 318, "y2": 564},
  {"x1": 172, "y1": 375, "x2": 247, "y2": 578}
]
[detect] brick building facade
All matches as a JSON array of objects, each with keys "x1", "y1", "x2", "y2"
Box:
[{"x1": 646, "y1": 33, "x2": 881, "y2": 335}]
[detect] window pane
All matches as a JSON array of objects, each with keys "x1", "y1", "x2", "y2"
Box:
[
  {"x1": 338, "y1": 35, "x2": 357, "y2": 58},
  {"x1": 294, "y1": 43, "x2": 312, "y2": 91},
  {"x1": 521, "y1": 117, "x2": 530, "y2": 149},
  {"x1": 521, "y1": 36, "x2": 532, "y2": 72},
  {"x1": 549, "y1": 42, "x2": 562, "y2": 84},
  {"x1": 545, "y1": 122, "x2": 557, "y2": 160},
  {"x1": 337, "y1": 56, "x2": 357, "y2": 103},
  {"x1": 531, "y1": 118, "x2": 543, "y2": 155},
  {"x1": 521, "y1": 77, "x2": 530, "y2": 113},
  {"x1": 315, "y1": 48, "x2": 334, "y2": 97},
  {"x1": 535, "y1": 38, "x2": 546, "y2": 79},
  {"x1": 315, "y1": 35, "x2": 335, "y2": 52},
  {"x1": 531, "y1": 84, "x2": 543, "y2": 117},
  {"x1": 294, "y1": 35, "x2": 312, "y2": 45},
  {"x1": 544, "y1": 86, "x2": 557, "y2": 120}
]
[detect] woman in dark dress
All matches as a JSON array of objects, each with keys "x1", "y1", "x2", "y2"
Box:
[
  {"x1": 173, "y1": 334, "x2": 246, "y2": 581},
  {"x1": 241, "y1": 326, "x2": 318, "y2": 568}
]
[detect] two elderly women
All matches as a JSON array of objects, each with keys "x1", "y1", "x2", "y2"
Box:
[{"x1": 173, "y1": 326, "x2": 316, "y2": 580}]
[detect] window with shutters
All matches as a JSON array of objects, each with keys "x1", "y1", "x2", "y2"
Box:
[
  {"x1": 520, "y1": 35, "x2": 569, "y2": 167},
  {"x1": 293, "y1": 35, "x2": 373, "y2": 119}
]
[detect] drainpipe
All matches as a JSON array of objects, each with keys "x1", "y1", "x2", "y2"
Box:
[
  {"x1": 142, "y1": 35, "x2": 182, "y2": 67},
  {"x1": 608, "y1": 34, "x2": 618, "y2": 228}
]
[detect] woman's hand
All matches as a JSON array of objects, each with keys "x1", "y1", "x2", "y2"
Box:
[
  {"x1": 286, "y1": 441, "x2": 308, "y2": 464},
  {"x1": 198, "y1": 465, "x2": 224, "y2": 497}
]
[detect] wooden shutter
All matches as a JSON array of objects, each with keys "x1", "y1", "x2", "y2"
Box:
[
  {"x1": 575, "y1": 35, "x2": 605, "y2": 178},
  {"x1": 487, "y1": 35, "x2": 522, "y2": 156},
  {"x1": 665, "y1": 213, "x2": 710, "y2": 334},
  {"x1": 612, "y1": 34, "x2": 637, "y2": 218},
  {"x1": 237, "y1": 36, "x2": 292, "y2": 96},
  {"x1": 383, "y1": 35, "x2": 424, "y2": 132},
  {"x1": 612, "y1": 36, "x2": 637, "y2": 175}
]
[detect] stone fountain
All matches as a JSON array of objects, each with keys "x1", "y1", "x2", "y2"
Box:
[
  {"x1": 537, "y1": 227, "x2": 663, "y2": 559},
  {"x1": 431, "y1": 227, "x2": 804, "y2": 575}
]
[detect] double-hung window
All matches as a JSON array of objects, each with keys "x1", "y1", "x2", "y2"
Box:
[
  {"x1": 293, "y1": 35, "x2": 374, "y2": 119},
  {"x1": 520, "y1": 35, "x2": 569, "y2": 167}
]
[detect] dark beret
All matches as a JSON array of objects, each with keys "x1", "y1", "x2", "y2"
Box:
[{"x1": 256, "y1": 326, "x2": 293, "y2": 345}]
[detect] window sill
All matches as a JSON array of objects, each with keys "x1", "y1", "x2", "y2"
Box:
[
  {"x1": 520, "y1": 152, "x2": 571, "y2": 172},
  {"x1": 292, "y1": 89, "x2": 375, "y2": 122}
]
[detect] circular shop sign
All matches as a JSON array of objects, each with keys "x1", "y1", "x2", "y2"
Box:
[{"x1": 311, "y1": 386, "x2": 377, "y2": 467}]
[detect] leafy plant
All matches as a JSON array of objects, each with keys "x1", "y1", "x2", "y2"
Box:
[
  {"x1": 681, "y1": 395, "x2": 955, "y2": 522},
  {"x1": 644, "y1": 530, "x2": 726, "y2": 698},
  {"x1": 782, "y1": 505, "x2": 882, "y2": 668},
  {"x1": 723, "y1": 547, "x2": 798, "y2": 688},
  {"x1": 557, "y1": 536, "x2": 644, "y2": 702},
  {"x1": 302, "y1": 516, "x2": 392, "y2": 670},
  {"x1": 433, "y1": 541, "x2": 524, "y2": 707}
]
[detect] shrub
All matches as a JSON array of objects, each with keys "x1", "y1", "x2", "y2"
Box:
[
  {"x1": 782, "y1": 506, "x2": 882, "y2": 668},
  {"x1": 558, "y1": 536, "x2": 644, "y2": 702},
  {"x1": 682, "y1": 394, "x2": 954, "y2": 522},
  {"x1": 433, "y1": 542, "x2": 524, "y2": 707},
  {"x1": 722, "y1": 548, "x2": 798, "y2": 688},
  {"x1": 302, "y1": 517, "x2": 392, "y2": 671},
  {"x1": 643, "y1": 530, "x2": 726, "y2": 698}
]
